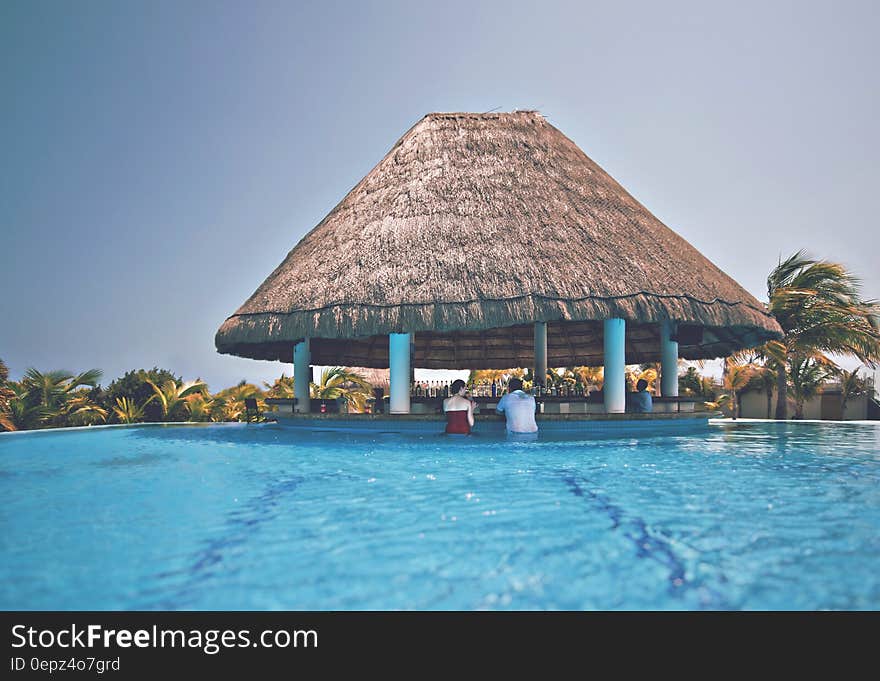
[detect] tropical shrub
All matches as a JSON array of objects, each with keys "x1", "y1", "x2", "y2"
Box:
[
  {"x1": 102, "y1": 368, "x2": 181, "y2": 422},
  {"x1": 146, "y1": 379, "x2": 207, "y2": 421}
]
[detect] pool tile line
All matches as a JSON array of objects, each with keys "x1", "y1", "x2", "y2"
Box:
[
  {"x1": 148, "y1": 474, "x2": 304, "y2": 608},
  {"x1": 559, "y1": 473, "x2": 731, "y2": 609}
]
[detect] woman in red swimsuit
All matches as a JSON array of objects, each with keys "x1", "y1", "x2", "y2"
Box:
[{"x1": 443, "y1": 379, "x2": 475, "y2": 434}]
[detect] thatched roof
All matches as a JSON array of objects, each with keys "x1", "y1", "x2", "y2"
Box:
[{"x1": 216, "y1": 111, "x2": 782, "y2": 368}]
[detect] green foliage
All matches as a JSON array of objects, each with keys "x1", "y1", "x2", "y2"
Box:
[
  {"x1": 4, "y1": 383, "x2": 52, "y2": 431},
  {"x1": 64, "y1": 389, "x2": 109, "y2": 426},
  {"x1": 112, "y1": 396, "x2": 150, "y2": 424},
  {"x1": 762, "y1": 252, "x2": 880, "y2": 418},
  {"x1": 146, "y1": 379, "x2": 207, "y2": 421},
  {"x1": 679, "y1": 367, "x2": 703, "y2": 396},
  {"x1": 720, "y1": 358, "x2": 755, "y2": 419},
  {"x1": 788, "y1": 355, "x2": 835, "y2": 419},
  {"x1": 264, "y1": 374, "x2": 295, "y2": 399},
  {"x1": 310, "y1": 367, "x2": 371, "y2": 413},
  {"x1": 184, "y1": 393, "x2": 224, "y2": 422},
  {"x1": 214, "y1": 381, "x2": 264, "y2": 421},
  {"x1": 838, "y1": 365, "x2": 870, "y2": 418},
  {"x1": 0, "y1": 358, "x2": 15, "y2": 431},
  {"x1": 103, "y1": 368, "x2": 181, "y2": 422},
  {"x1": 8, "y1": 368, "x2": 104, "y2": 429}
]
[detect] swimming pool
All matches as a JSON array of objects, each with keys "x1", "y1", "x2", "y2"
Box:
[{"x1": 1, "y1": 420, "x2": 878, "y2": 610}]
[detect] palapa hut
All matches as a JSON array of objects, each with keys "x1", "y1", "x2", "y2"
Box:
[{"x1": 216, "y1": 111, "x2": 782, "y2": 414}]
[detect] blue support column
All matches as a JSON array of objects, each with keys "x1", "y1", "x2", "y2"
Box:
[
  {"x1": 534, "y1": 322, "x2": 548, "y2": 386},
  {"x1": 660, "y1": 319, "x2": 679, "y2": 397},
  {"x1": 294, "y1": 339, "x2": 310, "y2": 414},
  {"x1": 389, "y1": 333, "x2": 411, "y2": 414},
  {"x1": 603, "y1": 318, "x2": 626, "y2": 413}
]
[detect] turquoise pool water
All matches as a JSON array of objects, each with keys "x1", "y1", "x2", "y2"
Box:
[{"x1": 1, "y1": 421, "x2": 878, "y2": 610}]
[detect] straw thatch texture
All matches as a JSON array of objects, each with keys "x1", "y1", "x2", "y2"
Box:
[{"x1": 216, "y1": 111, "x2": 781, "y2": 368}]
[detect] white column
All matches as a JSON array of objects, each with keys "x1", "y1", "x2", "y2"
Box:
[
  {"x1": 660, "y1": 319, "x2": 679, "y2": 397},
  {"x1": 389, "y1": 333, "x2": 411, "y2": 414},
  {"x1": 603, "y1": 318, "x2": 626, "y2": 413},
  {"x1": 534, "y1": 322, "x2": 547, "y2": 386},
  {"x1": 294, "y1": 339, "x2": 311, "y2": 414}
]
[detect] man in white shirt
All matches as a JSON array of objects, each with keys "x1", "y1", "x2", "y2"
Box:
[{"x1": 495, "y1": 378, "x2": 539, "y2": 433}]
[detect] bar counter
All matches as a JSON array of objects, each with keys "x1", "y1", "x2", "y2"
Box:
[{"x1": 265, "y1": 396, "x2": 706, "y2": 419}]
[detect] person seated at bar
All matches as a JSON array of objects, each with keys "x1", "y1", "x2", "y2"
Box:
[
  {"x1": 443, "y1": 379, "x2": 475, "y2": 434},
  {"x1": 629, "y1": 378, "x2": 653, "y2": 413},
  {"x1": 496, "y1": 378, "x2": 538, "y2": 433}
]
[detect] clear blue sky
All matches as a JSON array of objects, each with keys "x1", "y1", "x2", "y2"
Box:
[{"x1": 2, "y1": 0, "x2": 878, "y2": 390}]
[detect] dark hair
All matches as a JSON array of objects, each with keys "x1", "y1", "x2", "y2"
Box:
[
  {"x1": 451, "y1": 379, "x2": 467, "y2": 394},
  {"x1": 507, "y1": 377, "x2": 523, "y2": 392},
  {"x1": 636, "y1": 379, "x2": 648, "y2": 391}
]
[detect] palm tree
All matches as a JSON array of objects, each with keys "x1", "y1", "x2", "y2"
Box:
[
  {"x1": 15, "y1": 368, "x2": 103, "y2": 429},
  {"x1": 215, "y1": 381, "x2": 264, "y2": 421},
  {"x1": 264, "y1": 374, "x2": 296, "y2": 399},
  {"x1": 838, "y1": 365, "x2": 869, "y2": 420},
  {"x1": 146, "y1": 379, "x2": 207, "y2": 421},
  {"x1": 468, "y1": 369, "x2": 512, "y2": 388},
  {"x1": 63, "y1": 390, "x2": 108, "y2": 426},
  {"x1": 766, "y1": 252, "x2": 880, "y2": 419},
  {"x1": 572, "y1": 366, "x2": 603, "y2": 392},
  {"x1": 545, "y1": 368, "x2": 574, "y2": 390},
  {"x1": 184, "y1": 392, "x2": 221, "y2": 421},
  {"x1": 753, "y1": 364, "x2": 777, "y2": 419},
  {"x1": 0, "y1": 358, "x2": 15, "y2": 431},
  {"x1": 310, "y1": 367, "x2": 372, "y2": 412},
  {"x1": 112, "y1": 396, "x2": 151, "y2": 424},
  {"x1": 719, "y1": 358, "x2": 754, "y2": 420},
  {"x1": 4, "y1": 384, "x2": 53, "y2": 430},
  {"x1": 788, "y1": 355, "x2": 834, "y2": 419}
]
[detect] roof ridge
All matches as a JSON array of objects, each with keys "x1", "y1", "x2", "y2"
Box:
[{"x1": 424, "y1": 110, "x2": 543, "y2": 119}]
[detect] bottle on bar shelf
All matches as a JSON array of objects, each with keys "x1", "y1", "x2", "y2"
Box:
[{"x1": 491, "y1": 380, "x2": 497, "y2": 398}]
